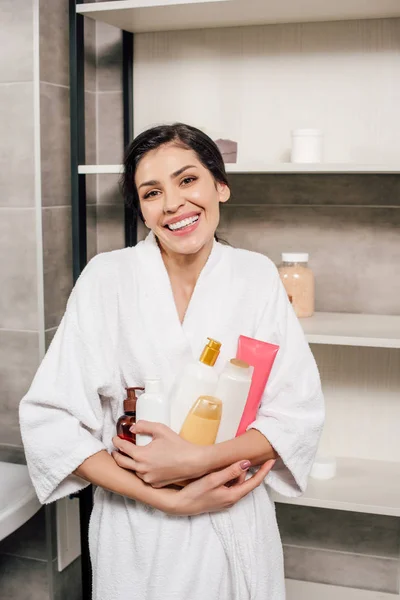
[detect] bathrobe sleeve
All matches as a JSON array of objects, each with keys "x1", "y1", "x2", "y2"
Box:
[
  {"x1": 19, "y1": 254, "x2": 119, "y2": 504},
  {"x1": 248, "y1": 263, "x2": 325, "y2": 497}
]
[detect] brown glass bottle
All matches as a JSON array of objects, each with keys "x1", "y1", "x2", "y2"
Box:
[{"x1": 116, "y1": 387, "x2": 144, "y2": 444}]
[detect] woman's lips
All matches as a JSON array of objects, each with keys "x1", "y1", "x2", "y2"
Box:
[{"x1": 165, "y1": 214, "x2": 201, "y2": 237}]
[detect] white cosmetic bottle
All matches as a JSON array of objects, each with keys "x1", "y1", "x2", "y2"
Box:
[
  {"x1": 215, "y1": 359, "x2": 253, "y2": 443},
  {"x1": 170, "y1": 338, "x2": 221, "y2": 434},
  {"x1": 136, "y1": 379, "x2": 170, "y2": 446}
]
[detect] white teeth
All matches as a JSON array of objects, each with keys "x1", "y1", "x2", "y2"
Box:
[{"x1": 167, "y1": 215, "x2": 199, "y2": 231}]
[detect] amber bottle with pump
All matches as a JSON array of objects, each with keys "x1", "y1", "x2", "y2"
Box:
[{"x1": 116, "y1": 387, "x2": 144, "y2": 444}]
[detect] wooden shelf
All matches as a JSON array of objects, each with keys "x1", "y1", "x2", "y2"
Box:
[
  {"x1": 302, "y1": 312, "x2": 400, "y2": 349},
  {"x1": 76, "y1": 0, "x2": 400, "y2": 33},
  {"x1": 78, "y1": 163, "x2": 400, "y2": 175},
  {"x1": 273, "y1": 458, "x2": 400, "y2": 517}
]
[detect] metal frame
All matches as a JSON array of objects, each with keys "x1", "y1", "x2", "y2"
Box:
[{"x1": 69, "y1": 2, "x2": 135, "y2": 597}]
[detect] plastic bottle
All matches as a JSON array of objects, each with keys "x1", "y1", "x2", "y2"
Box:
[
  {"x1": 170, "y1": 338, "x2": 221, "y2": 434},
  {"x1": 116, "y1": 387, "x2": 144, "y2": 444},
  {"x1": 180, "y1": 395, "x2": 222, "y2": 445},
  {"x1": 215, "y1": 359, "x2": 253, "y2": 443},
  {"x1": 136, "y1": 379, "x2": 170, "y2": 446}
]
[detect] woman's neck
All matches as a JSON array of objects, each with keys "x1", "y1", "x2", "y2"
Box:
[{"x1": 159, "y1": 237, "x2": 214, "y2": 287}]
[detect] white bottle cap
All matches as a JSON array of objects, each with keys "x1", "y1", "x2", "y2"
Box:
[
  {"x1": 282, "y1": 252, "x2": 309, "y2": 263},
  {"x1": 310, "y1": 455, "x2": 337, "y2": 480},
  {"x1": 144, "y1": 379, "x2": 162, "y2": 394}
]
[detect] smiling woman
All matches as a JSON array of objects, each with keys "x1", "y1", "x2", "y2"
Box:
[{"x1": 20, "y1": 122, "x2": 324, "y2": 600}]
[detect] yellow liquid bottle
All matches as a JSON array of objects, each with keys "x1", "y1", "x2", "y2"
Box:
[{"x1": 180, "y1": 395, "x2": 222, "y2": 446}]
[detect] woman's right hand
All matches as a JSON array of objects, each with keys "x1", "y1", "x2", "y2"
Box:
[{"x1": 169, "y1": 459, "x2": 276, "y2": 516}]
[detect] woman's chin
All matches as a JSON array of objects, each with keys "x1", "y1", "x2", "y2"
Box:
[{"x1": 158, "y1": 228, "x2": 213, "y2": 256}]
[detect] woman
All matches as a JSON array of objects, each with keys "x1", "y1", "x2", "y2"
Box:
[{"x1": 20, "y1": 123, "x2": 324, "y2": 600}]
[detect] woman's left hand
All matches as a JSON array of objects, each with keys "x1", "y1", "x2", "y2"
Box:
[{"x1": 112, "y1": 421, "x2": 206, "y2": 488}]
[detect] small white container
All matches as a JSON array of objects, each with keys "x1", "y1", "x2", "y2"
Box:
[
  {"x1": 136, "y1": 379, "x2": 170, "y2": 446},
  {"x1": 291, "y1": 129, "x2": 323, "y2": 163},
  {"x1": 310, "y1": 455, "x2": 337, "y2": 480},
  {"x1": 215, "y1": 359, "x2": 253, "y2": 443}
]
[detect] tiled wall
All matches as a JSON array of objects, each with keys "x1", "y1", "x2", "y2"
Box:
[
  {"x1": 276, "y1": 505, "x2": 400, "y2": 594},
  {"x1": 0, "y1": 0, "x2": 40, "y2": 446}
]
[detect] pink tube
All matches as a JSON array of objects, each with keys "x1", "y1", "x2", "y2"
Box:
[{"x1": 235, "y1": 335, "x2": 279, "y2": 437}]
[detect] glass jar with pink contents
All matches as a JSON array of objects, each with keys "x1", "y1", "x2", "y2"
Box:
[{"x1": 278, "y1": 253, "x2": 315, "y2": 318}]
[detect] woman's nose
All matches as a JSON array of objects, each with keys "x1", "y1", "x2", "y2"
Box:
[{"x1": 163, "y1": 189, "x2": 185, "y2": 214}]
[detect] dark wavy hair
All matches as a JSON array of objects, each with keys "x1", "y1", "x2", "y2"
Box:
[{"x1": 120, "y1": 123, "x2": 230, "y2": 236}]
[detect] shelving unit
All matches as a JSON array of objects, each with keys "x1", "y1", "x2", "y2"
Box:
[
  {"x1": 76, "y1": 0, "x2": 400, "y2": 33},
  {"x1": 78, "y1": 163, "x2": 400, "y2": 175},
  {"x1": 70, "y1": 2, "x2": 400, "y2": 598},
  {"x1": 272, "y1": 458, "x2": 400, "y2": 517}
]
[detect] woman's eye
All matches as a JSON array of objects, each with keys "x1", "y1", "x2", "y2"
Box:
[
  {"x1": 143, "y1": 189, "x2": 160, "y2": 199},
  {"x1": 181, "y1": 176, "x2": 197, "y2": 186}
]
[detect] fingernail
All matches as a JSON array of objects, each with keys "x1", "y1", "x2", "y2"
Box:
[
  {"x1": 240, "y1": 460, "x2": 251, "y2": 470},
  {"x1": 129, "y1": 425, "x2": 136, "y2": 433}
]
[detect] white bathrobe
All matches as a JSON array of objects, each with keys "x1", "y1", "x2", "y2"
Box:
[{"x1": 20, "y1": 232, "x2": 324, "y2": 600}]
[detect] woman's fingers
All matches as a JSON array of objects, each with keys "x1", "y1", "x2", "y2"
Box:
[
  {"x1": 111, "y1": 450, "x2": 140, "y2": 472},
  {"x1": 231, "y1": 459, "x2": 276, "y2": 500},
  {"x1": 207, "y1": 460, "x2": 252, "y2": 489},
  {"x1": 112, "y1": 436, "x2": 141, "y2": 459}
]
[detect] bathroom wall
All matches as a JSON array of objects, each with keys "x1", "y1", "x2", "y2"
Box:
[{"x1": 0, "y1": 1, "x2": 95, "y2": 598}]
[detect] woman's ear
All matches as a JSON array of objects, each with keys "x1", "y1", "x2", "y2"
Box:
[{"x1": 217, "y1": 182, "x2": 231, "y2": 204}]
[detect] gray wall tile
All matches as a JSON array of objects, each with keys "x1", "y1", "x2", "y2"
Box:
[
  {"x1": 276, "y1": 505, "x2": 400, "y2": 558},
  {"x1": 42, "y1": 207, "x2": 73, "y2": 329},
  {"x1": 0, "y1": 83, "x2": 35, "y2": 208},
  {"x1": 87, "y1": 204, "x2": 98, "y2": 260},
  {"x1": 0, "y1": 554, "x2": 50, "y2": 600},
  {"x1": 0, "y1": 1, "x2": 33, "y2": 83},
  {"x1": 96, "y1": 21, "x2": 122, "y2": 92},
  {"x1": 97, "y1": 204, "x2": 125, "y2": 253},
  {"x1": 85, "y1": 92, "x2": 97, "y2": 204},
  {"x1": 53, "y1": 556, "x2": 82, "y2": 600},
  {"x1": 0, "y1": 444, "x2": 25, "y2": 464},
  {"x1": 85, "y1": 17, "x2": 97, "y2": 93},
  {"x1": 220, "y1": 205, "x2": 400, "y2": 315},
  {"x1": 97, "y1": 91, "x2": 123, "y2": 164},
  {"x1": 45, "y1": 327, "x2": 57, "y2": 350},
  {"x1": 0, "y1": 330, "x2": 39, "y2": 408},
  {"x1": 0, "y1": 209, "x2": 38, "y2": 330},
  {"x1": 98, "y1": 173, "x2": 123, "y2": 205},
  {"x1": 0, "y1": 330, "x2": 39, "y2": 444},
  {"x1": 228, "y1": 174, "x2": 400, "y2": 207},
  {"x1": 0, "y1": 507, "x2": 46, "y2": 561},
  {"x1": 39, "y1": 0, "x2": 69, "y2": 87},
  {"x1": 40, "y1": 83, "x2": 71, "y2": 207},
  {"x1": 283, "y1": 545, "x2": 399, "y2": 593}
]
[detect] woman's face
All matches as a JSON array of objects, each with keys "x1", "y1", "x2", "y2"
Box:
[{"x1": 135, "y1": 143, "x2": 230, "y2": 256}]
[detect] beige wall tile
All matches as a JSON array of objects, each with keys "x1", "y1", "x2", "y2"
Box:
[
  {"x1": 40, "y1": 83, "x2": 71, "y2": 207},
  {"x1": 97, "y1": 91, "x2": 123, "y2": 164},
  {"x1": 0, "y1": 208, "x2": 38, "y2": 330},
  {"x1": 96, "y1": 21, "x2": 122, "y2": 92},
  {"x1": 97, "y1": 204, "x2": 125, "y2": 253},
  {"x1": 283, "y1": 545, "x2": 399, "y2": 593},
  {"x1": 0, "y1": 0, "x2": 33, "y2": 83},
  {"x1": 39, "y1": 0, "x2": 69, "y2": 87},
  {"x1": 220, "y1": 204, "x2": 400, "y2": 315},
  {"x1": 0, "y1": 83, "x2": 35, "y2": 208},
  {"x1": 277, "y1": 505, "x2": 400, "y2": 558},
  {"x1": 42, "y1": 207, "x2": 73, "y2": 329},
  {"x1": 0, "y1": 330, "x2": 39, "y2": 444}
]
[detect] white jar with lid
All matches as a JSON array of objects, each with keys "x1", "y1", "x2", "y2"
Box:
[
  {"x1": 291, "y1": 129, "x2": 323, "y2": 163},
  {"x1": 278, "y1": 253, "x2": 315, "y2": 318}
]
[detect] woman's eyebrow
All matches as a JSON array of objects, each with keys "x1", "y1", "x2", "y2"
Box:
[{"x1": 138, "y1": 165, "x2": 197, "y2": 190}]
